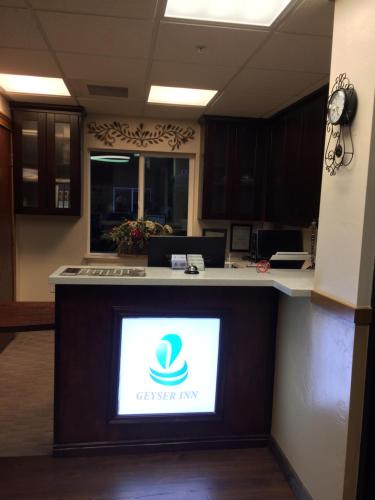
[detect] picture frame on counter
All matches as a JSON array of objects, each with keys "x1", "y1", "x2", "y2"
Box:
[{"x1": 230, "y1": 224, "x2": 252, "y2": 252}]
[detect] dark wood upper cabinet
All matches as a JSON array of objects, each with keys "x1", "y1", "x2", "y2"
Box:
[
  {"x1": 202, "y1": 118, "x2": 231, "y2": 219},
  {"x1": 11, "y1": 103, "x2": 83, "y2": 216},
  {"x1": 201, "y1": 116, "x2": 265, "y2": 220},
  {"x1": 201, "y1": 87, "x2": 327, "y2": 226},
  {"x1": 265, "y1": 86, "x2": 328, "y2": 227}
]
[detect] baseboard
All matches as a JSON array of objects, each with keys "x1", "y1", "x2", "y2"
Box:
[
  {"x1": 0, "y1": 332, "x2": 15, "y2": 353},
  {"x1": 53, "y1": 435, "x2": 269, "y2": 457},
  {"x1": 269, "y1": 436, "x2": 313, "y2": 500}
]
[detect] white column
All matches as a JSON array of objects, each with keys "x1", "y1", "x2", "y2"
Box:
[{"x1": 315, "y1": 0, "x2": 375, "y2": 307}]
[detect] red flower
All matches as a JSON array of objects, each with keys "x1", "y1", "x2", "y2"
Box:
[{"x1": 130, "y1": 227, "x2": 142, "y2": 241}]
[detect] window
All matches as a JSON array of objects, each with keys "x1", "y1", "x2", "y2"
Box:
[{"x1": 90, "y1": 151, "x2": 190, "y2": 253}]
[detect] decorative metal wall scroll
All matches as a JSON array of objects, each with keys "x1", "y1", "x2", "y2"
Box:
[
  {"x1": 87, "y1": 121, "x2": 195, "y2": 151},
  {"x1": 325, "y1": 73, "x2": 357, "y2": 175}
]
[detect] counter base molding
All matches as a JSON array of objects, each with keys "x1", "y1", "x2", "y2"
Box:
[
  {"x1": 53, "y1": 435, "x2": 269, "y2": 457},
  {"x1": 270, "y1": 437, "x2": 313, "y2": 500},
  {"x1": 311, "y1": 290, "x2": 372, "y2": 325},
  {"x1": 54, "y1": 285, "x2": 278, "y2": 456}
]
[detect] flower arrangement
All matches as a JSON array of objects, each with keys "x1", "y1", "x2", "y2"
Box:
[{"x1": 106, "y1": 219, "x2": 173, "y2": 254}]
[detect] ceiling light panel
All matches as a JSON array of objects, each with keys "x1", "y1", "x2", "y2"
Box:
[
  {"x1": 0, "y1": 73, "x2": 70, "y2": 96},
  {"x1": 148, "y1": 85, "x2": 217, "y2": 107},
  {"x1": 164, "y1": 0, "x2": 293, "y2": 27}
]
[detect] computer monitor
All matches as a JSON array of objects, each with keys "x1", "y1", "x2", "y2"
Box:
[
  {"x1": 252, "y1": 229, "x2": 303, "y2": 261},
  {"x1": 148, "y1": 236, "x2": 226, "y2": 268}
]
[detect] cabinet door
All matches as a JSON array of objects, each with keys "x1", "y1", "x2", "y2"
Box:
[
  {"x1": 13, "y1": 107, "x2": 81, "y2": 216},
  {"x1": 46, "y1": 113, "x2": 81, "y2": 215},
  {"x1": 202, "y1": 120, "x2": 232, "y2": 219},
  {"x1": 230, "y1": 121, "x2": 259, "y2": 219},
  {"x1": 13, "y1": 111, "x2": 47, "y2": 213},
  {"x1": 265, "y1": 87, "x2": 327, "y2": 227},
  {"x1": 266, "y1": 114, "x2": 287, "y2": 223},
  {"x1": 282, "y1": 105, "x2": 304, "y2": 225},
  {"x1": 298, "y1": 93, "x2": 326, "y2": 226}
]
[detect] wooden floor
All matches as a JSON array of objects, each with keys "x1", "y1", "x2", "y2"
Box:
[{"x1": 0, "y1": 448, "x2": 295, "y2": 500}]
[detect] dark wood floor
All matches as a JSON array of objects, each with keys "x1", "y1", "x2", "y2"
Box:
[{"x1": 0, "y1": 448, "x2": 295, "y2": 500}]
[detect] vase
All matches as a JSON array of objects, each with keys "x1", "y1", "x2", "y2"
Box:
[{"x1": 117, "y1": 242, "x2": 148, "y2": 256}]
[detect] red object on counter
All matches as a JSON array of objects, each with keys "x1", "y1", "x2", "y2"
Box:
[{"x1": 256, "y1": 260, "x2": 270, "y2": 273}]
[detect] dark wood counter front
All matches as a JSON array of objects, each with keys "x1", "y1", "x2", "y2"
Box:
[{"x1": 54, "y1": 284, "x2": 278, "y2": 456}]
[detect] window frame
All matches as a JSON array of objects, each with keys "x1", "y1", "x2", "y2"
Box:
[{"x1": 87, "y1": 148, "x2": 195, "y2": 256}]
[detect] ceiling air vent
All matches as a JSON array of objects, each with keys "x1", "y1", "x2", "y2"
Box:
[{"x1": 87, "y1": 84, "x2": 128, "y2": 98}]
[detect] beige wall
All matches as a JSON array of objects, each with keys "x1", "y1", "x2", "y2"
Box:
[
  {"x1": 272, "y1": 296, "x2": 366, "y2": 500},
  {"x1": 315, "y1": 0, "x2": 375, "y2": 307},
  {"x1": 15, "y1": 215, "x2": 87, "y2": 300},
  {"x1": 315, "y1": 0, "x2": 375, "y2": 495}
]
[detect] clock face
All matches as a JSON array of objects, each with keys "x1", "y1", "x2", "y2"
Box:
[{"x1": 328, "y1": 89, "x2": 346, "y2": 125}]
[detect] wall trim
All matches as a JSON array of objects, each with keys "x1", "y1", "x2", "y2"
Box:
[
  {"x1": 269, "y1": 436, "x2": 313, "y2": 500},
  {"x1": 0, "y1": 332, "x2": 14, "y2": 352},
  {"x1": 87, "y1": 120, "x2": 196, "y2": 150},
  {"x1": 0, "y1": 302, "x2": 55, "y2": 333},
  {"x1": 54, "y1": 435, "x2": 269, "y2": 457},
  {"x1": 0, "y1": 112, "x2": 11, "y2": 130},
  {"x1": 311, "y1": 290, "x2": 372, "y2": 325}
]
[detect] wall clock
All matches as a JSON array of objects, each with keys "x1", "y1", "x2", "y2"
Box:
[{"x1": 325, "y1": 73, "x2": 357, "y2": 175}]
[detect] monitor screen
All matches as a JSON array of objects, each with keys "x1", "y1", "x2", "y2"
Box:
[
  {"x1": 148, "y1": 236, "x2": 226, "y2": 267},
  {"x1": 117, "y1": 316, "x2": 221, "y2": 416},
  {"x1": 256, "y1": 230, "x2": 303, "y2": 260}
]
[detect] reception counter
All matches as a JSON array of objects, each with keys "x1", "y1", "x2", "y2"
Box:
[
  {"x1": 49, "y1": 266, "x2": 313, "y2": 456},
  {"x1": 49, "y1": 266, "x2": 314, "y2": 296}
]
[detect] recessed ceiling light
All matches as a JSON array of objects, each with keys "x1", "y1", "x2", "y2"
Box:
[
  {"x1": 0, "y1": 73, "x2": 70, "y2": 96},
  {"x1": 164, "y1": 0, "x2": 293, "y2": 27},
  {"x1": 148, "y1": 85, "x2": 217, "y2": 107}
]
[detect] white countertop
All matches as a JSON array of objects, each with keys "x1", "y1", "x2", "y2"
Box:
[{"x1": 49, "y1": 266, "x2": 314, "y2": 297}]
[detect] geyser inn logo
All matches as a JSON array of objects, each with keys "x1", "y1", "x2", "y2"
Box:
[{"x1": 149, "y1": 334, "x2": 188, "y2": 386}]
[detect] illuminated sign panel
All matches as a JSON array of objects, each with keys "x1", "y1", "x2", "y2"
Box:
[{"x1": 117, "y1": 317, "x2": 220, "y2": 416}]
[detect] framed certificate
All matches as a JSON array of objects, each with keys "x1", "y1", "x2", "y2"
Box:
[{"x1": 230, "y1": 224, "x2": 252, "y2": 252}]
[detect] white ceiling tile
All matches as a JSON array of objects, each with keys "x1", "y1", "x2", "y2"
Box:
[
  {"x1": 297, "y1": 75, "x2": 329, "y2": 98},
  {"x1": 0, "y1": 47, "x2": 61, "y2": 76},
  {"x1": 78, "y1": 97, "x2": 145, "y2": 116},
  {"x1": 57, "y1": 54, "x2": 148, "y2": 98},
  {"x1": 247, "y1": 32, "x2": 332, "y2": 73},
  {"x1": 227, "y1": 68, "x2": 327, "y2": 99},
  {"x1": 144, "y1": 104, "x2": 203, "y2": 121},
  {"x1": 0, "y1": 2, "x2": 333, "y2": 120},
  {"x1": 149, "y1": 61, "x2": 236, "y2": 90},
  {"x1": 278, "y1": 0, "x2": 334, "y2": 37},
  {"x1": 30, "y1": 0, "x2": 157, "y2": 19},
  {"x1": 0, "y1": 7, "x2": 48, "y2": 50},
  {"x1": 38, "y1": 12, "x2": 153, "y2": 57},
  {"x1": 154, "y1": 22, "x2": 269, "y2": 67}
]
